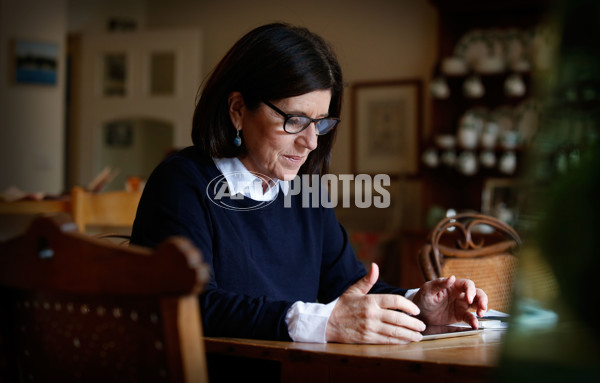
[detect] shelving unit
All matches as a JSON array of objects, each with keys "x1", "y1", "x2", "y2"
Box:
[{"x1": 421, "y1": 0, "x2": 551, "y2": 215}]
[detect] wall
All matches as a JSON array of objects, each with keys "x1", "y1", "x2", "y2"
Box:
[
  {"x1": 145, "y1": 0, "x2": 438, "y2": 176},
  {"x1": 68, "y1": 0, "x2": 146, "y2": 33},
  {"x1": 0, "y1": 0, "x2": 436, "y2": 229},
  {"x1": 0, "y1": 0, "x2": 66, "y2": 195},
  {"x1": 145, "y1": 0, "x2": 437, "y2": 230}
]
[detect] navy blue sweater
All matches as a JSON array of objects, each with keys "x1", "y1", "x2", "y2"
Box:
[{"x1": 131, "y1": 146, "x2": 407, "y2": 340}]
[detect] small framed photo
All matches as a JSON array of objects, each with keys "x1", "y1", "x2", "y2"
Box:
[
  {"x1": 10, "y1": 39, "x2": 59, "y2": 86},
  {"x1": 482, "y1": 178, "x2": 519, "y2": 224},
  {"x1": 351, "y1": 79, "x2": 422, "y2": 177}
]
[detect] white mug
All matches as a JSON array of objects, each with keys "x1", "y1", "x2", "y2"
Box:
[
  {"x1": 480, "y1": 122, "x2": 499, "y2": 149},
  {"x1": 463, "y1": 76, "x2": 485, "y2": 98},
  {"x1": 457, "y1": 125, "x2": 479, "y2": 149},
  {"x1": 458, "y1": 150, "x2": 478, "y2": 176},
  {"x1": 422, "y1": 148, "x2": 440, "y2": 168},
  {"x1": 504, "y1": 74, "x2": 526, "y2": 97},
  {"x1": 480, "y1": 150, "x2": 497, "y2": 168},
  {"x1": 430, "y1": 77, "x2": 450, "y2": 99},
  {"x1": 499, "y1": 151, "x2": 517, "y2": 174}
]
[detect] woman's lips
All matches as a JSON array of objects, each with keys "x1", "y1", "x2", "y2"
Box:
[{"x1": 282, "y1": 154, "x2": 304, "y2": 164}]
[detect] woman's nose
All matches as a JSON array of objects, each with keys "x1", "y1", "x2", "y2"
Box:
[{"x1": 297, "y1": 123, "x2": 319, "y2": 151}]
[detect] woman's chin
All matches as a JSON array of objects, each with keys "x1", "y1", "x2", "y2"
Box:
[{"x1": 280, "y1": 171, "x2": 300, "y2": 181}]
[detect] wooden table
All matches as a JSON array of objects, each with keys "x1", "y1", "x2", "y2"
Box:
[
  {"x1": 204, "y1": 330, "x2": 505, "y2": 383},
  {"x1": 0, "y1": 199, "x2": 71, "y2": 240}
]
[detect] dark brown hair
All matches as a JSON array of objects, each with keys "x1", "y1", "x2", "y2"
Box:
[{"x1": 191, "y1": 22, "x2": 344, "y2": 175}]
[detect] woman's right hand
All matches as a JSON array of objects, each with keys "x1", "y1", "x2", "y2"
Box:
[{"x1": 326, "y1": 263, "x2": 425, "y2": 344}]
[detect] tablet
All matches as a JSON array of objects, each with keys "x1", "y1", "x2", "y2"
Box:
[{"x1": 421, "y1": 325, "x2": 483, "y2": 340}]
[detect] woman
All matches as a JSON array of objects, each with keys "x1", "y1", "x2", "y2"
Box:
[{"x1": 131, "y1": 22, "x2": 487, "y2": 344}]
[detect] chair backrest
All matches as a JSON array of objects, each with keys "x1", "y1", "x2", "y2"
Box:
[
  {"x1": 71, "y1": 186, "x2": 142, "y2": 233},
  {"x1": 418, "y1": 213, "x2": 521, "y2": 313},
  {"x1": 0, "y1": 213, "x2": 210, "y2": 383}
]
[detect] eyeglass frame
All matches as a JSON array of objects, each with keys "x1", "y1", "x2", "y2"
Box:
[{"x1": 262, "y1": 99, "x2": 340, "y2": 135}]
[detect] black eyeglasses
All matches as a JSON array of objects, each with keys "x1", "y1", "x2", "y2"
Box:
[{"x1": 262, "y1": 100, "x2": 339, "y2": 135}]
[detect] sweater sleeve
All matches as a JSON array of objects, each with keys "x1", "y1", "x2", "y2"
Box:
[{"x1": 131, "y1": 154, "x2": 294, "y2": 340}]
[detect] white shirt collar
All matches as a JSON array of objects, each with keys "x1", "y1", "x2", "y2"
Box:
[{"x1": 213, "y1": 157, "x2": 290, "y2": 201}]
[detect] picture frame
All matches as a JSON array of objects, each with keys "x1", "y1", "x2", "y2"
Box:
[
  {"x1": 102, "y1": 53, "x2": 127, "y2": 96},
  {"x1": 10, "y1": 39, "x2": 59, "y2": 86},
  {"x1": 351, "y1": 79, "x2": 422, "y2": 177},
  {"x1": 481, "y1": 178, "x2": 520, "y2": 224}
]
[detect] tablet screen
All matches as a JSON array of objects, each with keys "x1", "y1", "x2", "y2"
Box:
[{"x1": 421, "y1": 325, "x2": 483, "y2": 340}]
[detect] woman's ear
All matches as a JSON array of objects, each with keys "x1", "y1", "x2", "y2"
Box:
[{"x1": 228, "y1": 91, "x2": 245, "y2": 131}]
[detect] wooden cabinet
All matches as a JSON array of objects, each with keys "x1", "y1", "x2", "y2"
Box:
[{"x1": 420, "y1": 0, "x2": 550, "y2": 215}]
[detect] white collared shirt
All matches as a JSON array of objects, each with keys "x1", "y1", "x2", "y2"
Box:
[
  {"x1": 212, "y1": 156, "x2": 288, "y2": 200},
  {"x1": 212, "y1": 157, "x2": 418, "y2": 343}
]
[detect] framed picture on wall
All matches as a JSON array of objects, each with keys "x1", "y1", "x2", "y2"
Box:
[
  {"x1": 10, "y1": 39, "x2": 59, "y2": 86},
  {"x1": 351, "y1": 79, "x2": 422, "y2": 177}
]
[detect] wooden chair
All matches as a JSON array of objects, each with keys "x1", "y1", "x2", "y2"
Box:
[
  {"x1": 418, "y1": 213, "x2": 522, "y2": 313},
  {"x1": 71, "y1": 186, "x2": 142, "y2": 234},
  {"x1": 0, "y1": 199, "x2": 70, "y2": 215},
  {"x1": 0, "y1": 213, "x2": 210, "y2": 383}
]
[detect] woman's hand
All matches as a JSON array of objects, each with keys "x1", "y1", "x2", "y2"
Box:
[
  {"x1": 326, "y1": 263, "x2": 426, "y2": 344},
  {"x1": 413, "y1": 276, "x2": 488, "y2": 329}
]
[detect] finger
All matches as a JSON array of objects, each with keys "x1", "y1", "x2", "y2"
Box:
[
  {"x1": 428, "y1": 275, "x2": 456, "y2": 292},
  {"x1": 379, "y1": 322, "x2": 424, "y2": 343},
  {"x1": 453, "y1": 278, "x2": 477, "y2": 304},
  {"x1": 463, "y1": 311, "x2": 479, "y2": 329},
  {"x1": 346, "y1": 263, "x2": 379, "y2": 295},
  {"x1": 360, "y1": 322, "x2": 423, "y2": 344},
  {"x1": 375, "y1": 294, "x2": 420, "y2": 316},
  {"x1": 473, "y1": 288, "x2": 488, "y2": 317},
  {"x1": 380, "y1": 309, "x2": 426, "y2": 332}
]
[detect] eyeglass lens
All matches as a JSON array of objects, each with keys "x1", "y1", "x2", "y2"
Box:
[
  {"x1": 286, "y1": 116, "x2": 338, "y2": 135},
  {"x1": 263, "y1": 100, "x2": 339, "y2": 135}
]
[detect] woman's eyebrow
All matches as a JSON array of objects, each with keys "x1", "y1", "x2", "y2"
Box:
[{"x1": 287, "y1": 109, "x2": 329, "y2": 119}]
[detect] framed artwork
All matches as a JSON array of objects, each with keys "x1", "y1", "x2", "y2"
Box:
[
  {"x1": 481, "y1": 178, "x2": 520, "y2": 225},
  {"x1": 10, "y1": 39, "x2": 59, "y2": 85},
  {"x1": 102, "y1": 53, "x2": 127, "y2": 96},
  {"x1": 351, "y1": 79, "x2": 422, "y2": 177}
]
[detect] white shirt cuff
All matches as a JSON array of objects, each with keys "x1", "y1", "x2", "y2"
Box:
[
  {"x1": 405, "y1": 288, "x2": 419, "y2": 301},
  {"x1": 285, "y1": 298, "x2": 339, "y2": 343}
]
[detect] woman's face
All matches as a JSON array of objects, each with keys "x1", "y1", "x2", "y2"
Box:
[{"x1": 230, "y1": 89, "x2": 332, "y2": 184}]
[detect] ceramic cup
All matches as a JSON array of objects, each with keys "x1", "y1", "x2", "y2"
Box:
[
  {"x1": 434, "y1": 134, "x2": 456, "y2": 150},
  {"x1": 457, "y1": 150, "x2": 478, "y2": 175},
  {"x1": 457, "y1": 125, "x2": 479, "y2": 149},
  {"x1": 422, "y1": 148, "x2": 440, "y2": 168},
  {"x1": 480, "y1": 122, "x2": 499, "y2": 149},
  {"x1": 441, "y1": 56, "x2": 468, "y2": 76},
  {"x1": 499, "y1": 151, "x2": 517, "y2": 174},
  {"x1": 430, "y1": 77, "x2": 450, "y2": 99},
  {"x1": 463, "y1": 75, "x2": 485, "y2": 98},
  {"x1": 504, "y1": 73, "x2": 526, "y2": 97},
  {"x1": 480, "y1": 150, "x2": 497, "y2": 168}
]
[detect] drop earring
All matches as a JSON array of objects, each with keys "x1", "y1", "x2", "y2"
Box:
[{"x1": 233, "y1": 129, "x2": 242, "y2": 147}]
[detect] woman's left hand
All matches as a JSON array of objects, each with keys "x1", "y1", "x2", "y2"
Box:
[{"x1": 412, "y1": 276, "x2": 488, "y2": 329}]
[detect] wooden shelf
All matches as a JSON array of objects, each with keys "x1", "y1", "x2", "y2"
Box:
[{"x1": 419, "y1": 0, "x2": 549, "y2": 217}]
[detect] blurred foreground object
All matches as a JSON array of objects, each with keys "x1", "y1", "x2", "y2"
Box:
[
  {"x1": 497, "y1": 0, "x2": 600, "y2": 380},
  {"x1": 0, "y1": 213, "x2": 210, "y2": 382}
]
